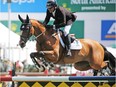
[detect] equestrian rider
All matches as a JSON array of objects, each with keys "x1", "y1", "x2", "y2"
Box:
[{"x1": 43, "y1": 1, "x2": 77, "y2": 56}]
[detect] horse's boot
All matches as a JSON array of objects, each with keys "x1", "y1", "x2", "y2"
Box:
[{"x1": 65, "y1": 35, "x2": 72, "y2": 57}]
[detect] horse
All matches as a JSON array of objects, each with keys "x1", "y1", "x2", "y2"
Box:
[{"x1": 18, "y1": 15, "x2": 115, "y2": 76}]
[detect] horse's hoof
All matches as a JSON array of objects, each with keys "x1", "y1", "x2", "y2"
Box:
[
  {"x1": 40, "y1": 65, "x2": 45, "y2": 72},
  {"x1": 50, "y1": 63, "x2": 54, "y2": 67},
  {"x1": 30, "y1": 53, "x2": 35, "y2": 58},
  {"x1": 43, "y1": 62, "x2": 48, "y2": 67},
  {"x1": 39, "y1": 51, "x2": 45, "y2": 56},
  {"x1": 111, "y1": 70, "x2": 116, "y2": 76}
]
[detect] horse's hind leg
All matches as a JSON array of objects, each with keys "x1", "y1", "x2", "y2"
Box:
[
  {"x1": 92, "y1": 62, "x2": 108, "y2": 76},
  {"x1": 101, "y1": 61, "x2": 108, "y2": 68},
  {"x1": 90, "y1": 61, "x2": 107, "y2": 70},
  {"x1": 93, "y1": 70, "x2": 99, "y2": 76},
  {"x1": 74, "y1": 61, "x2": 91, "y2": 71},
  {"x1": 90, "y1": 50, "x2": 107, "y2": 70}
]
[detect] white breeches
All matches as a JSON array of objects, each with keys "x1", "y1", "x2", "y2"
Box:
[{"x1": 64, "y1": 24, "x2": 72, "y2": 36}]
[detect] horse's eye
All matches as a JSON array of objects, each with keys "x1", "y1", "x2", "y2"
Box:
[
  {"x1": 20, "y1": 25, "x2": 25, "y2": 30},
  {"x1": 22, "y1": 25, "x2": 25, "y2": 28}
]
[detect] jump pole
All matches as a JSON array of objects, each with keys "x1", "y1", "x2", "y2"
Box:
[
  {"x1": 0, "y1": 76, "x2": 116, "y2": 87},
  {"x1": 14, "y1": 76, "x2": 116, "y2": 87},
  {"x1": 12, "y1": 76, "x2": 116, "y2": 82},
  {"x1": 1, "y1": 76, "x2": 115, "y2": 82}
]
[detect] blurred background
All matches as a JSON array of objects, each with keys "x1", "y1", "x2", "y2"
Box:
[{"x1": 0, "y1": 0, "x2": 116, "y2": 74}]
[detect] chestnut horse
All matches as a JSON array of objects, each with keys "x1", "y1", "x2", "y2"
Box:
[{"x1": 18, "y1": 15, "x2": 115, "y2": 76}]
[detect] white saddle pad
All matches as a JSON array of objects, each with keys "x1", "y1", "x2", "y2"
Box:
[{"x1": 71, "y1": 40, "x2": 82, "y2": 50}]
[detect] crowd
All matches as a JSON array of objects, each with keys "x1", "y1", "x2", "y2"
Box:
[{"x1": 0, "y1": 58, "x2": 93, "y2": 76}]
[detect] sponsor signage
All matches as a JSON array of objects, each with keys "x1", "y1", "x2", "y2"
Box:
[
  {"x1": 0, "y1": 0, "x2": 47, "y2": 12},
  {"x1": 57, "y1": 0, "x2": 116, "y2": 12},
  {"x1": 101, "y1": 20, "x2": 116, "y2": 40},
  {"x1": 1, "y1": 0, "x2": 115, "y2": 12},
  {"x1": 1, "y1": 20, "x2": 84, "y2": 38}
]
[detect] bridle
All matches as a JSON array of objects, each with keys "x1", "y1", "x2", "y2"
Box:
[
  {"x1": 20, "y1": 22, "x2": 32, "y2": 43},
  {"x1": 20, "y1": 22, "x2": 46, "y2": 42}
]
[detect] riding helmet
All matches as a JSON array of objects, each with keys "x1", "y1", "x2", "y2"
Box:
[{"x1": 46, "y1": 1, "x2": 57, "y2": 9}]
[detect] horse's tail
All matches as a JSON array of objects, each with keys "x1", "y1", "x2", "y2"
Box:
[{"x1": 100, "y1": 44, "x2": 116, "y2": 69}]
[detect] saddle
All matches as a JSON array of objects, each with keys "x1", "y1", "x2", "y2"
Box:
[{"x1": 57, "y1": 29, "x2": 82, "y2": 50}]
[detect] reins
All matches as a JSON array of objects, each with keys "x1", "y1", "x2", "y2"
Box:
[
  {"x1": 32, "y1": 22, "x2": 58, "y2": 41},
  {"x1": 31, "y1": 25, "x2": 46, "y2": 46},
  {"x1": 31, "y1": 24, "x2": 46, "y2": 40},
  {"x1": 35, "y1": 30, "x2": 46, "y2": 39}
]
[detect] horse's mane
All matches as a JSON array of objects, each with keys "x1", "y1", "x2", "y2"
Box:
[
  {"x1": 30, "y1": 19, "x2": 44, "y2": 26},
  {"x1": 30, "y1": 19, "x2": 46, "y2": 31}
]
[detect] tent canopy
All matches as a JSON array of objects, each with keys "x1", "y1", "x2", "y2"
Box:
[{"x1": 0, "y1": 23, "x2": 20, "y2": 47}]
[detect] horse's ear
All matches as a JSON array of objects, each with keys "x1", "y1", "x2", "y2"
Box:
[
  {"x1": 18, "y1": 15, "x2": 24, "y2": 23},
  {"x1": 26, "y1": 15, "x2": 29, "y2": 23}
]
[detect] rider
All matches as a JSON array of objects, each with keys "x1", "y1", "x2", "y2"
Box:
[{"x1": 43, "y1": 1, "x2": 77, "y2": 56}]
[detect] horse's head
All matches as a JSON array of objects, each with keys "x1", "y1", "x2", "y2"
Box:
[{"x1": 18, "y1": 15, "x2": 33, "y2": 48}]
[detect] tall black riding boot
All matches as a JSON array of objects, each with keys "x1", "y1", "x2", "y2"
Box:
[{"x1": 65, "y1": 35, "x2": 72, "y2": 56}]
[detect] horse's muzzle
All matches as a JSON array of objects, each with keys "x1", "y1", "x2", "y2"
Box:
[{"x1": 19, "y1": 40, "x2": 26, "y2": 48}]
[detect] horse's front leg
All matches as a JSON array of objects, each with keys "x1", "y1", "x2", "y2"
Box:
[
  {"x1": 38, "y1": 50, "x2": 59, "y2": 63},
  {"x1": 30, "y1": 51, "x2": 44, "y2": 58},
  {"x1": 30, "y1": 51, "x2": 56, "y2": 69},
  {"x1": 30, "y1": 50, "x2": 58, "y2": 61},
  {"x1": 30, "y1": 52, "x2": 45, "y2": 72}
]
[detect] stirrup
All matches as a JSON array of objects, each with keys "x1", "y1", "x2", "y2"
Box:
[{"x1": 66, "y1": 50, "x2": 72, "y2": 57}]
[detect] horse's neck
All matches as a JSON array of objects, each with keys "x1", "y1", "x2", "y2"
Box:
[
  {"x1": 31, "y1": 20, "x2": 45, "y2": 36},
  {"x1": 31, "y1": 20, "x2": 64, "y2": 58}
]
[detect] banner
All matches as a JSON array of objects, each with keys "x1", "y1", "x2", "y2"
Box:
[
  {"x1": 0, "y1": 0, "x2": 47, "y2": 12},
  {"x1": 57, "y1": 0, "x2": 116, "y2": 12},
  {"x1": 101, "y1": 20, "x2": 116, "y2": 40}
]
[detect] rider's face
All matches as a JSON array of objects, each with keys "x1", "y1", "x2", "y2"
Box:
[{"x1": 48, "y1": 7, "x2": 54, "y2": 13}]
